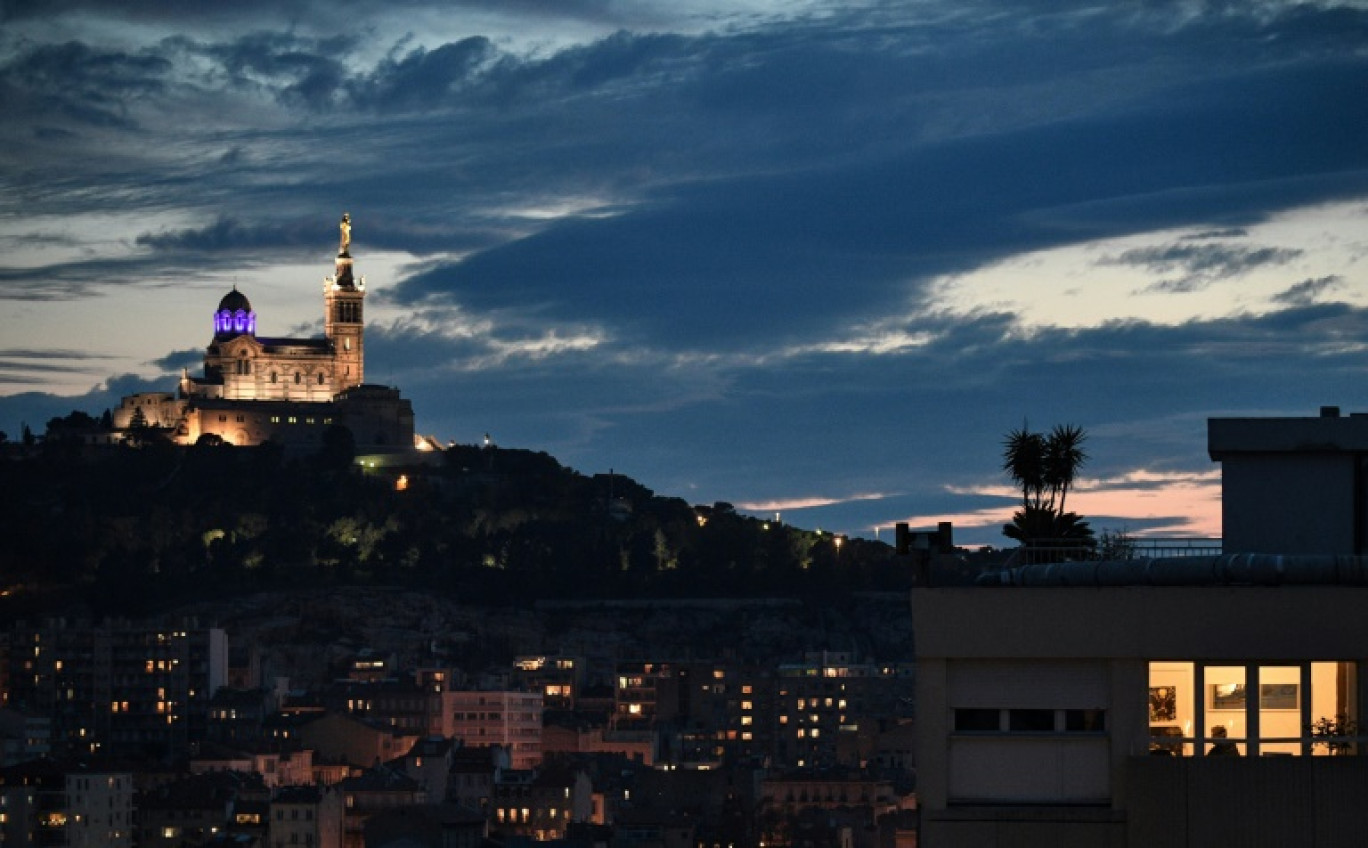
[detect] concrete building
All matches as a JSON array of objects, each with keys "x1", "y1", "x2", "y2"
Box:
[
  {"x1": 489, "y1": 765, "x2": 594, "y2": 842},
  {"x1": 0, "y1": 708, "x2": 51, "y2": 766},
  {"x1": 513, "y1": 655, "x2": 584, "y2": 711},
  {"x1": 1210, "y1": 405, "x2": 1368, "y2": 555},
  {"x1": 4, "y1": 620, "x2": 227, "y2": 757},
  {"x1": 271, "y1": 784, "x2": 345, "y2": 848},
  {"x1": 137, "y1": 770, "x2": 264, "y2": 848},
  {"x1": 338, "y1": 765, "x2": 427, "y2": 848},
  {"x1": 0, "y1": 758, "x2": 68, "y2": 848},
  {"x1": 64, "y1": 765, "x2": 134, "y2": 848},
  {"x1": 295, "y1": 711, "x2": 418, "y2": 771},
  {"x1": 773, "y1": 653, "x2": 913, "y2": 770},
  {"x1": 912, "y1": 569, "x2": 1367, "y2": 847},
  {"x1": 448, "y1": 691, "x2": 543, "y2": 770}
]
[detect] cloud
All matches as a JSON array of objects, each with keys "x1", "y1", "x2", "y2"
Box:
[
  {"x1": 1109, "y1": 243, "x2": 1304, "y2": 294},
  {"x1": 347, "y1": 37, "x2": 497, "y2": 112},
  {"x1": 136, "y1": 217, "x2": 322, "y2": 252},
  {"x1": 198, "y1": 31, "x2": 355, "y2": 109},
  {"x1": 2, "y1": 40, "x2": 172, "y2": 127},
  {"x1": 736, "y1": 492, "x2": 897, "y2": 513},
  {"x1": 1273, "y1": 275, "x2": 1342, "y2": 307},
  {"x1": 150, "y1": 347, "x2": 203, "y2": 372},
  {"x1": 0, "y1": 349, "x2": 118, "y2": 389}
]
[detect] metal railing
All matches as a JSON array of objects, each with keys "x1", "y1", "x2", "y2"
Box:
[{"x1": 1009, "y1": 538, "x2": 1223, "y2": 567}]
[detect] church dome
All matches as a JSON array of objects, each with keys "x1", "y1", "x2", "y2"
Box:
[
  {"x1": 214, "y1": 286, "x2": 257, "y2": 337},
  {"x1": 217, "y1": 287, "x2": 253, "y2": 313}
]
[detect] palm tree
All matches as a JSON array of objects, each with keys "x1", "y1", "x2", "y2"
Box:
[
  {"x1": 1002, "y1": 424, "x2": 1047, "y2": 511},
  {"x1": 1043, "y1": 424, "x2": 1087, "y2": 516},
  {"x1": 1001, "y1": 423, "x2": 1093, "y2": 555}
]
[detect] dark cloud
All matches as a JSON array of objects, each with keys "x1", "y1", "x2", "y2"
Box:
[
  {"x1": 0, "y1": 348, "x2": 112, "y2": 360},
  {"x1": 202, "y1": 31, "x2": 355, "y2": 109},
  {"x1": 150, "y1": 348, "x2": 203, "y2": 372},
  {"x1": 1184, "y1": 228, "x2": 1249, "y2": 240},
  {"x1": 1107, "y1": 244, "x2": 1304, "y2": 294},
  {"x1": 2, "y1": 40, "x2": 172, "y2": 127},
  {"x1": 1273, "y1": 275, "x2": 1343, "y2": 306},
  {"x1": 348, "y1": 37, "x2": 496, "y2": 112},
  {"x1": 135, "y1": 215, "x2": 502, "y2": 258},
  {"x1": 136, "y1": 217, "x2": 321, "y2": 252}
]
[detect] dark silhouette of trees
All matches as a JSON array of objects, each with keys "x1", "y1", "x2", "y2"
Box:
[
  {"x1": 0, "y1": 438, "x2": 905, "y2": 616},
  {"x1": 1001, "y1": 423, "x2": 1094, "y2": 555}
]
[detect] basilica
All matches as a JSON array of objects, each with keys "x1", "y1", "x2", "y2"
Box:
[{"x1": 113, "y1": 215, "x2": 416, "y2": 451}]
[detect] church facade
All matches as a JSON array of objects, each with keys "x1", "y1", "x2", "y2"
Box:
[{"x1": 114, "y1": 214, "x2": 415, "y2": 451}]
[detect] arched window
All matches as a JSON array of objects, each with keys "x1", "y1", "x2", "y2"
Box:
[{"x1": 295, "y1": 372, "x2": 301, "y2": 384}]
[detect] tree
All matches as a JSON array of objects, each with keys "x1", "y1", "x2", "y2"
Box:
[
  {"x1": 1001, "y1": 423, "x2": 1094, "y2": 553},
  {"x1": 1043, "y1": 424, "x2": 1086, "y2": 517},
  {"x1": 318, "y1": 424, "x2": 356, "y2": 471}
]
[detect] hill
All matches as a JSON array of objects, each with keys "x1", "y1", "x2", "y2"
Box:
[{"x1": 0, "y1": 437, "x2": 909, "y2": 620}]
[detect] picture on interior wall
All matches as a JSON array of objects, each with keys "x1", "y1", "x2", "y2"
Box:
[
  {"x1": 1260, "y1": 683, "x2": 1299, "y2": 710},
  {"x1": 1149, "y1": 686, "x2": 1177, "y2": 722},
  {"x1": 1211, "y1": 682, "x2": 1246, "y2": 710}
]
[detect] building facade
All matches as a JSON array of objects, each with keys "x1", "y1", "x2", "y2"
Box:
[
  {"x1": 912, "y1": 575, "x2": 1368, "y2": 847},
  {"x1": 4, "y1": 620, "x2": 227, "y2": 757},
  {"x1": 448, "y1": 691, "x2": 543, "y2": 770}
]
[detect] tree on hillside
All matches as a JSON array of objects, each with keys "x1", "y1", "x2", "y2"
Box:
[{"x1": 1001, "y1": 423, "x2": 1095, "y2": 553}]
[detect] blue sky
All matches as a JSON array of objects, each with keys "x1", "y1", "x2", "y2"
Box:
[{"x1": 3, "y1": 0, "x2": 1367, "y2": 546}]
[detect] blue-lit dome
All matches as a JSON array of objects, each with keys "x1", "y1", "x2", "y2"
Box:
[{"x1": 214, "y1": 286, "x2": 256, "y2": 336}]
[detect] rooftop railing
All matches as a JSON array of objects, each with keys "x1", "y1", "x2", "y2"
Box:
[{"x1": 1009, "y1": 538, "x2": 1223, "y2": 567}]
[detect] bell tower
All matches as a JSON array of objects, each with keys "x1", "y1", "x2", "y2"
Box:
[{"x1": 324, "y1": 212, "x2": 365, "y2": 393}]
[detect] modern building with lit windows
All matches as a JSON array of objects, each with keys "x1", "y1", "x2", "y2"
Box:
[
  {"x1": 4, "y1": 620, "x2": 227, "y2": 758},
  {"x1": 448, "y1": 691, "x2": 543, "y2": 770},
  {"x1": 911, "y1": 408, "x2": 1368, "y2": 847},
  {"x1": 774, "y1": 652, "x2": 913, "y2": 771},
  {"x1": 913, "y1": 568, "x2": 1368, "y2": 847}
]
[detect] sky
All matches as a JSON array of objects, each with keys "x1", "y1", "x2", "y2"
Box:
[{"x1": 2, "y1": 0, "x2": 1368, "y2": 547}]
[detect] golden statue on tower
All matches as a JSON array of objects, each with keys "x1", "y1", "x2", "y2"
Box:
[{"x1": 339, "y1": 212, "x2": 352, "y2": 256}]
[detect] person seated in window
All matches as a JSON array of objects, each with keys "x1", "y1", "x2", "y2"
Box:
[{"x1": 1207, "y1": 725, "x2": 1241, "y2": 756}]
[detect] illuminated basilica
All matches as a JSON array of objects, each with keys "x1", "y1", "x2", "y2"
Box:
[{"x1": 113, "y1": 214, "x2": 416, "y2": 451}]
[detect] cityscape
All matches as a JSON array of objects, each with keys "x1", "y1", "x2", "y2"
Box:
[
  {"x1": 2, "y1": 2, "x2": 1368, "y2": 847},
  {"x1": 1, "y1": 215, "x2": 1365, "y2": 847}
]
